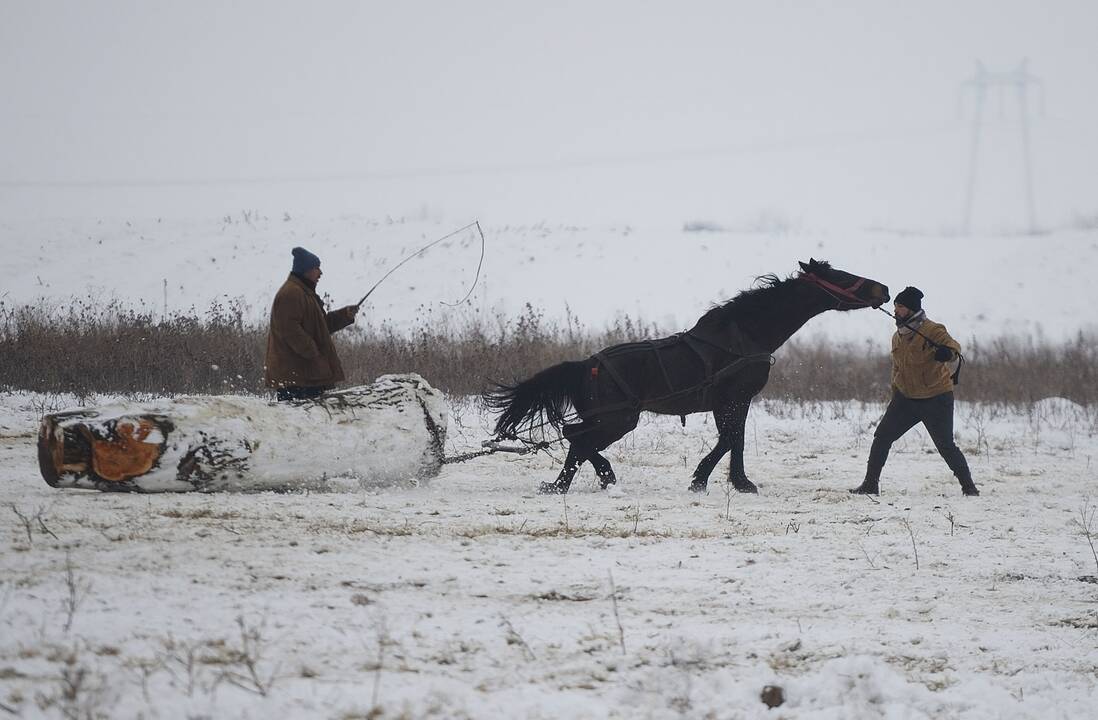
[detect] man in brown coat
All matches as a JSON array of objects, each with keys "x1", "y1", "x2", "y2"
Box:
[
  {"x1": 851, "y1": 286, "x2": 979, "y2": 496},
  {"x1": 265, "y1": 247, "x2": 359, "y2": 401}
]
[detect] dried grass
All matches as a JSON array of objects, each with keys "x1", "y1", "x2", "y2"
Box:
[{"x1": 1, "y1": 297, "x2": 1094, "y2": 406}]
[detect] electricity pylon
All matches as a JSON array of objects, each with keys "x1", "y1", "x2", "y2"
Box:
[{"x1": 959, "y1": 60, "x2": 1043, "y2": 234}]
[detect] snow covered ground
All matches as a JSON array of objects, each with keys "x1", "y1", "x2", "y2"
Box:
[
  {"x1": 5, "y1": 3, "x2": 1098, "y2": 714},
  {"x1": 2, "y1": 392, "x2": 1096, "y2": 718}
]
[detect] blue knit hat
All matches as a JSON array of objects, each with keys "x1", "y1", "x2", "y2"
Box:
[{"x1": 291, "y1": 247, "x2": 321, "y2": 274}]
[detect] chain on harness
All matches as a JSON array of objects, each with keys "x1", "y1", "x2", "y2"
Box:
[{"x1": 442, "y1": 438, "x2": 556, "y2": 465}]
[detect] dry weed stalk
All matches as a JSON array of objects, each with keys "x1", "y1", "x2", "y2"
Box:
[
  {"x1": 214, "y1": 616, "x2": 278, "y2": 697},
  {"x1": 608, "y1": 570, "x2": 626, "y2": 656},
  {"x1": 10, "y1": 504, "x2": 33, "y2": 544},
  {"x1": 61, "y1": 553, "x2": 89, "y2": 634},
  {"x1": 858, "y1": 542, "x2": 878, "y2": 569},
  {"x1": 10, "y1": 504, "x2": 58, "y2": 544},
  {"x1": 900, "y1": 517, "x2": 920, "y2": 571},
  {"x1": 35, "y1": 649, "x2": 109, "y2": 720},
  {"x1": 500, "y1": 615, "x2": 536, "y2": 661},
  {"x1": 1075, "y1": 498, "x2": 1098, "y2": 574},
  {"x1": 161, "y1": 636, "x2": 200, "y2": 697},
  {"x1": 371, "y1": 616, "x2": 389, "y2": 710}
]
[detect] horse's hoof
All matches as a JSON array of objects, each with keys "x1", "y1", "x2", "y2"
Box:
[
  {"x1": 598, "y1": 472, "x2": 617, "y2": 490},
  {"x1": 688, "y1": 481, "x2": 708, "y2": 493},
  {"x1": 733, "y1": 482, "x2": 758, "y2": 494},
  {"x1": 538, "y1": 482, "x2": 566, "y2": 495}
]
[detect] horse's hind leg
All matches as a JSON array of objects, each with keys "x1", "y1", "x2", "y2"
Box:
[
  {"x1": 538, "y1": 422, "x2": 594, "y2": 494},
  {"x1": 538, "y1": 415, "x2": 636, "y2": 494},
  {"x1": 588, "y1": 452, "x2": 616, "y2": 489},
  {"x1": 539, "y1": 443, "x2": 585, "y2": 495},
  {"x1": 582, "y1": 413, "x2": 638, "y2": 491}
]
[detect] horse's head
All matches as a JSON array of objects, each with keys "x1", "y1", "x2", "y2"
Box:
[{"x1": 796, "y1": 259, "x2": 890, "y2": 310}]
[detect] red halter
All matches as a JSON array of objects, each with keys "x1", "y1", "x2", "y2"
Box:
[{"x1": 798, "y1": 273, "x2": 870, "y2": 306}]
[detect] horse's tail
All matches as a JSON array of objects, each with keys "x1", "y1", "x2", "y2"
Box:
[{"x1": 486, "y1": 360, "x2": 587, "y2": 439}]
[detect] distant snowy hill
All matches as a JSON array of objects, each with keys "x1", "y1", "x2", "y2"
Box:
[{"x1": 4, "y1": 214, "x2": 1095, "y2": 346}]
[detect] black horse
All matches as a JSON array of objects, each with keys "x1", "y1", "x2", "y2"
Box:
[{"x1": 487, "y1": 259, "x2": 890, "y2": 495}]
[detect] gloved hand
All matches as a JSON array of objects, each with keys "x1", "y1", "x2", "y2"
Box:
[{"x1": 934, "y1": 346, "x2": 954, "y2": 362}]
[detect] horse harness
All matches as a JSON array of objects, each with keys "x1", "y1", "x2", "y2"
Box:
[
  {"x1": 589, "y1": 327, "x2": 773, "y2": 423},
  {"x1": 577, "y1": 273, "x2": 886, "y2": 425}
]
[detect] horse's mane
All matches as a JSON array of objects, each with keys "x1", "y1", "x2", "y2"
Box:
[{"x1": 695, "y1": 261, "x2": 833, "y2": 327}]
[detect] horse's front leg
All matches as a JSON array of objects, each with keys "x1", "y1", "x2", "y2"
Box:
[
  {"x1": 724, "y1": 401, "x2": 757, "y2": 493},
  {"x1": 690, "y1": 401, "x2": 748, "y2": 493},
  {"x1": 689, "y1": 432, "x2": 730, "y2": 492}
]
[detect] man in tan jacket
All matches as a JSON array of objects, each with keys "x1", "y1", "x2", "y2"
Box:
[
  {"x1": 851, "y1": 286, "x2": 979, "y2": 496},
  {"x1": 265, "y1": 247, "x2": 359, "y2": 401}
]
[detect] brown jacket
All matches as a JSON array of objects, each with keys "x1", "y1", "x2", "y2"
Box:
[
  {"x1": 264, "y1": 274, "x2": 356, "y2": 389},
  {"x1": 891, "y1": 318, "x2": 962, "y2": 399}
]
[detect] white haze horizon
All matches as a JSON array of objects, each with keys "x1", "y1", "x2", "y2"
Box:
[
  {"x1": 2, "y1": 1, "x2": 1097, "y2": 342},
  {"x1": 3, "y1": 0, "x2": 1098, "y2": 231}
]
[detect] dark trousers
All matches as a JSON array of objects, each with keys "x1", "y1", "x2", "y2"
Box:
[
  {"x1": 865, "y1": 391, "x2": 974, "y2": 489},
  {"x1": 275, "y1": 386, "x2": 326, "y2": 402}
]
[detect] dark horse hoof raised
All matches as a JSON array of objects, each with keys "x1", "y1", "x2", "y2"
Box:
[
  {"x1": 688, "y1": 480, "x2": 708, "y2": 493},
  {"x1": 538, "y1": 481, "x2": 567, "y2": 495},
  {"x1": 597, "y1": 472, "x2": 617, "y2": 490}
]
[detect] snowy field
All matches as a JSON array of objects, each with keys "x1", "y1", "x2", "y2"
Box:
[
  {"x1": 6, "y1": 2, "x2": 1098, "y2": 715},
  {"x1": 3, "y1": 213, "x2": 1097, "y2": 343},
  {"x1": 2, "y1": 392, "x2": 1096, "y2": 718}
]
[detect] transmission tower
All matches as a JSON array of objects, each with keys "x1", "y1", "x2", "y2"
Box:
[{"x1": 959, "y1": 59, "x2": 1043, "y2": 234}]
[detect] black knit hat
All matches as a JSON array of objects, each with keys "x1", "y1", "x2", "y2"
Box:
[
  {"x1": 895, "y1": 286, "x2": 923, "y2": 312},
  {"x1": 291, "y1": 247, "x2": 321, "y2": 274}
]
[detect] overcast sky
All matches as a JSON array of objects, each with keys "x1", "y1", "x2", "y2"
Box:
[{"x1": 2, "y1": 0, "x2": 1096, "y2": 228}]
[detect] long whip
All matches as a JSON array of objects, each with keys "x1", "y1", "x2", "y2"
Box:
[{"x1": 356, "y1": 221, "x2": 485, "y2": 308}]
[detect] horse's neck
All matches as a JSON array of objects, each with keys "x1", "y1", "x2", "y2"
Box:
[{"x1": 726, "y1": 281, "x2": 830, "y2": 353}]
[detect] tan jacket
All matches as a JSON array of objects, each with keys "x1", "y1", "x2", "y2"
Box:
[
  {"x1": 890, "y1": 319, "x2": 962, "y2": 399},
  {"x1": 264, "y1": 274, "x2": 355, "y2": 389}
]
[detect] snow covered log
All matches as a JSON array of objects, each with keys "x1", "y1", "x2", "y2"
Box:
[{"x1": 37, "y1": 374, "x2": 447, "y2": 492}]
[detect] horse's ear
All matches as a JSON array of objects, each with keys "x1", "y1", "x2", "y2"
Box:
[{"x1": 798, "y1": 261, "x2": 810, "y2": 273}]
